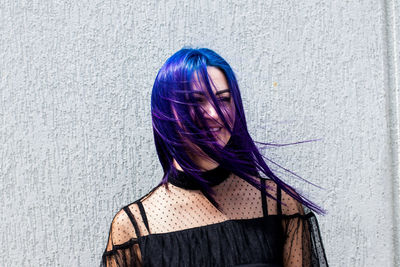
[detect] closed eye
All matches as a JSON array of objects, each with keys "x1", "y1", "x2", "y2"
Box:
[
  {"x1": 219, "y1": 97, "x2": 231, "y2": 102},
  {"x1": 194, "y1": 97, "x2": 231, "y2": 103}
]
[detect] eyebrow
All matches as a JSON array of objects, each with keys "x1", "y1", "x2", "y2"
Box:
[{"x1": 191, "y1": 89, "x2": 230, "y2": 96}]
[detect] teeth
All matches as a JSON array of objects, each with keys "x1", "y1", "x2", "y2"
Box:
[{"x1": 210, "y1": 127, "x2": 221, "y2": 132}]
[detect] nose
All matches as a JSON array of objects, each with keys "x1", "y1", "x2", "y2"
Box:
[{"x1": 203, "y1": 102, "x2": 219, "y2": 120}]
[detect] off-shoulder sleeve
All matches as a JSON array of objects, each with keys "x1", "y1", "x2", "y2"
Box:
[
  {"x1": 280, "y1": 190, "x2": 329, "y2": 267},
  {"x1": 100, "y1": 208, "x2": 143, "y2": 267}
]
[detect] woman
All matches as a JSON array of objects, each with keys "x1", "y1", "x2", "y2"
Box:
[{"x1": 101, "y1": 48, "x2": 328, "y2": 267}]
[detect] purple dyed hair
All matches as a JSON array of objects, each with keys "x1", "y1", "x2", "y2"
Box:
[{"x1": 151, "y1": 47, "x2": 325, "y2": 214}]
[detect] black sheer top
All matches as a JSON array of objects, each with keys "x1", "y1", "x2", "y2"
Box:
[{"x1": 101, "y1": 166, "x2": 328, "y2": 267}]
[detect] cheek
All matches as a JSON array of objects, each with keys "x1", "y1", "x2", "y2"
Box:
[
  {"x1": 189, "y1": 107, "x2": 202, "y2": 128},
  {"x1": 223, "y1": 104, "x2": 235, "y2": 128},
  {"x1": 189, "y1": 107, "x2": 196, "y2": 121}
]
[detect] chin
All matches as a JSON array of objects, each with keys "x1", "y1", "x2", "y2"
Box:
[{"x1": 217, "y1": 130, "x2": 230, "y2": 147}]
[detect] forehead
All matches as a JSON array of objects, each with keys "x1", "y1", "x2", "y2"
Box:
[{"x1": 191, "y1": 66, "x2": 230, "y2": 95}]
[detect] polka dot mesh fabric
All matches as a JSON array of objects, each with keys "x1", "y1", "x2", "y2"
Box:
[{"x1": 101, "y1": 174, "x2": 328, "y2": 267}]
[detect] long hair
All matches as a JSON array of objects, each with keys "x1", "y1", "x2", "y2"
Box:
[{"x1": 151, "y1": 47, "x2": 325, "y2": 214}]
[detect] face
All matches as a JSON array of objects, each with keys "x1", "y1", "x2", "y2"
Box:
[
  {"x1": 171, "y1": 66, "x2": 236, "y2": 170},
  {"x1": 190, "y1": 66, "x2": 236, "y2": 147}
]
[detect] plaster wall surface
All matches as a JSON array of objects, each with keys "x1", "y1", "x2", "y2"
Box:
[{"x1": 0, "y1": 0, "x2": 398, "y2": 266}]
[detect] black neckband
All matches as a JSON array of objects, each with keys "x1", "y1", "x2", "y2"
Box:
[
  {"x1": 168, "y1": 136, "x2": 235, "y2": 190},
  {"x1": 168, "y1": 164, "x2": 231, "y2": 190}
]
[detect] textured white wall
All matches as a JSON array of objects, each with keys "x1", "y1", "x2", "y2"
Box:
[
  {"x1": 386, "y1": 0, "x2": 400, "y2": 265},
  {"x1": 1, "y1": 0, "x2": 399, "y2": 266}
]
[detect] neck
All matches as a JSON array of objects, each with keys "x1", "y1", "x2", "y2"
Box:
[
  {"x1": 172, "y1": 156, "x2": 219, "y2": 172},
  {"x1": 169, "y1": 160, "x2": 231, "y2": 190}
]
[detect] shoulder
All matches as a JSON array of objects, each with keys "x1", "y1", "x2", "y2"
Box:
[
  {"x1": 107, "y1": 206, "x2": 139, "y2": 248},
  {"x1": 103, "y1": 204, "x2": 146, "y2": 266},
  {"x1": 279, "y1": 185, "x2": 305, "y2": 216},
  {"x1": 107, "y1": 186, "x2": 161, "y2": 247},
  {"x1": 260, "y1": 179, "x2": 305, "y2": 216}
]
